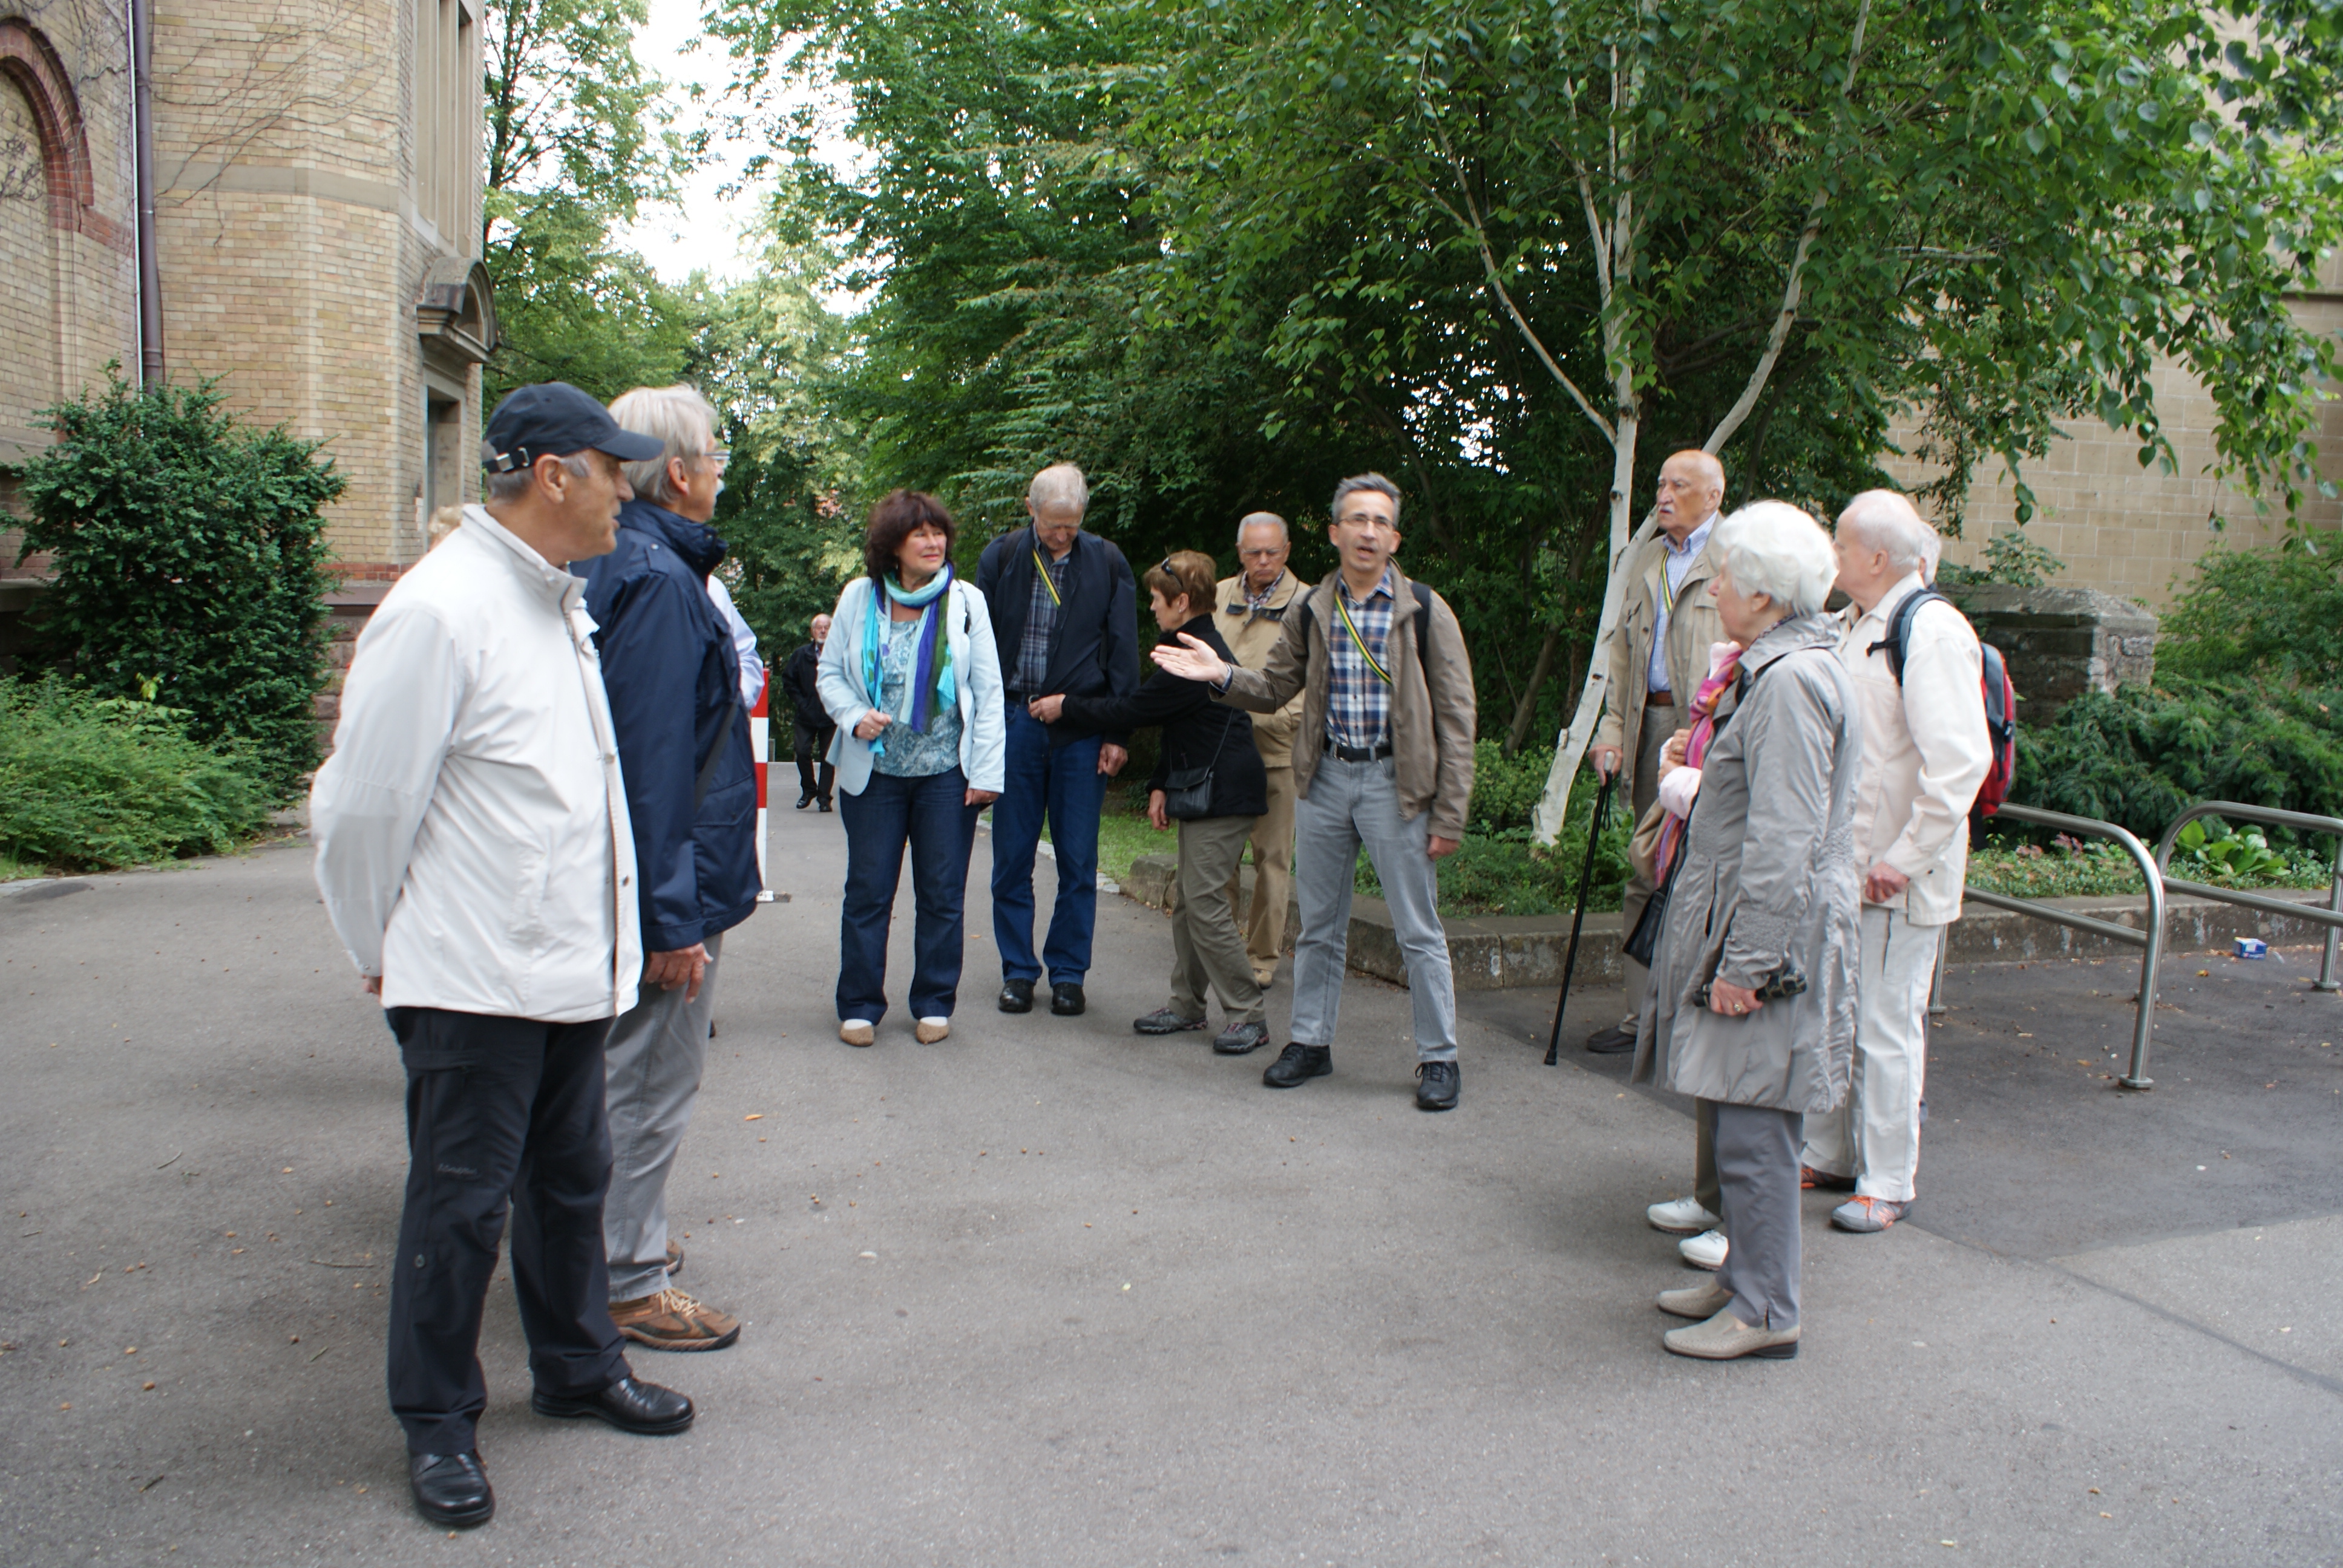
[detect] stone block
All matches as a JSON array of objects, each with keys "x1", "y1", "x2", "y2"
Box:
[{"x1": 1947, "y1": 584, "x2": 2159, "y2": 713}]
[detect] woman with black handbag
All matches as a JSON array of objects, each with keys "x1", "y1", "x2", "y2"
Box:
[{"x1": 1030, "y1": 551, "x2": 1271, "y2": 1054}]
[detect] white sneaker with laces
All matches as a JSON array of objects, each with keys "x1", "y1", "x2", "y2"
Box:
[
  {"x1": 1647, "y1": 1196, "x2": 1720, "y2": 1235},
  {"x1": 1679, "y1": 1229, "x2": 1729, "y2": 1270}
]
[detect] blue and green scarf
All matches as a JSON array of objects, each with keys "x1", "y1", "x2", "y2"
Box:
[{"x1": 861, "y1": 566, "x2": 957, "y2": 756}]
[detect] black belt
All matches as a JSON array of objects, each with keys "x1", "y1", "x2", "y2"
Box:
[{"x1": 1331, "y1": 740, "x2": 1394, "y2": 762}]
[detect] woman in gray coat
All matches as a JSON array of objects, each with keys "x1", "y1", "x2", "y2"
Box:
[{"x1": 1632, "y1": 501, "x2": 1862, "y2": 1361}]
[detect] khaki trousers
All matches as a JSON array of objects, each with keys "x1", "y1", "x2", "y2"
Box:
[
  {"x1": 1170, "y1": 814, "x2": 1266, "y2": 1025},
  {"x1": 1224, "y1": 763, "x2": 1297, "y2": 982},
  {"x1": 1618, "y1": 700, "x2": 1678, "y2": 1024}
]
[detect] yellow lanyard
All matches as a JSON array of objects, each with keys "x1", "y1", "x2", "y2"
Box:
[
  {"x1": 1032, "y1": 543, "x2": 1063, "y2": 607},
  {"x1": 1335, "y1": 590, "x2": 1392, "y2": 684}
]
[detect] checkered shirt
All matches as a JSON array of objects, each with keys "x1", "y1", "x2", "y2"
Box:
[
  {"x1": 1014, "y1": 541, "x2": 1072, "y2": 694},
  {"x1": 1324, "y1": 568, "x2": 1395, "y2": 751}
]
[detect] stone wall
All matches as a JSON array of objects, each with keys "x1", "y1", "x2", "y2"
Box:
[{"x1": 1948, "y1": 584, "x2": 2160, "y2": 714}]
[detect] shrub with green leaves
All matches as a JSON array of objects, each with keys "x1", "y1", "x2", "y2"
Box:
[
  {"x1": 2156, "y1": 541, "x2": 2343, "y2": 689},
  {"x1": 11, "y1": 373, "x2": 343, "y2": 798},
  {"x1": 2007, "y1": 679, "x2": 2343, "y2": 845},
  {"x1": 0, "y1": 677, "x2": 275, "y2": 871}
]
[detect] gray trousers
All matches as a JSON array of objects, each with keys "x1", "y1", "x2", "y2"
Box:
[
  {"x1": 1171, "y1": 814, "x2": 1266, "y2": 1025},
  {"x1": 1619, "y1": 699, "x2": 1677, "y2": 1024},
  {"x1": 603, "y1": 929, "x2": 723, "y2": 1302},
  {"x1": 1290, "y1": 754, "x2": 1457, "y2": 1062},
  {"x1": 1709, "y1": 1099, "x2": 1803, "y2": 1330}
]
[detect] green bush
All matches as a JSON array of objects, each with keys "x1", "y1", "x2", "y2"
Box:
[
  {"x1": 1358, "y1": 765, "x2": 1634, "y2": 916},
  {"x1": 2157, "y1": 540, "x2": 2343, "y2": 688},
  {"x1": 2006, "y1": 678, "x2": 2343, "y2": 845},
  {"x1": 11, "y1": 373, "x2": 343, "y2": 798},
  {"x1": 0, "y1": 677, "x2": 276, "y2": 871},
  {"x1": 1466, "y1": 739, "x2": 1552, "y2": 834}
]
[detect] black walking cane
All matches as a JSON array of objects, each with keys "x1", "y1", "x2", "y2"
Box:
[{"x1": 1542, "y1": 771, "x2": 1617, "y2": 1066}]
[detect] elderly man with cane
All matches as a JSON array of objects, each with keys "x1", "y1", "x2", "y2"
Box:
[{"x1": 312, "y1": 383, "x2": 696, "y2": 1530}]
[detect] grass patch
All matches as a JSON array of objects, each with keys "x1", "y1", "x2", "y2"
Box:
[{"x1": 1966, "y1": 828, "x2": 2333, "y2": 900}]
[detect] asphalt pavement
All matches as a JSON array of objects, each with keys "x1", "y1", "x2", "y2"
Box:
[{"x1": 2, "y1": 802, "x2": 2339, "y2": 1566}]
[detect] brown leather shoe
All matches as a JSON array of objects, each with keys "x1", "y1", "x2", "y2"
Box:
[{"x1": 609, "y1": 1287, "x2": 740, "y2": 1351}]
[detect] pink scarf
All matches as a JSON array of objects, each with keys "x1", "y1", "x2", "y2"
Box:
[{"x1": 1653, "y1": 643, "x2": 1744, "y2": 884}]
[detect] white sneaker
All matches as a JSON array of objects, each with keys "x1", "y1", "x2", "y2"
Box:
[
  {"x1": 1647, "y1": 1196, "x2": 1720, "y2": 1235},
  {"x1": 1679, "y1": 1229, "x2": 1728, "y2": 1270}
]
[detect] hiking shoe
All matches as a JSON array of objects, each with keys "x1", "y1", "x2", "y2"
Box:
[
  {"x1": 1657, "y1": 1279, "x2": 1734, "y2": 1320},
  {"x1": 1134, "y1": 1007, "x2": 1208, "y2": 1036},
  {"x1": 1662, "y1": 1308, "x2": 1800, "y2": 1361},
  {"x1": 609, "y1": 1287, "x2": 740, "y2": 1351},
  {"x1": 1262, "y1": 1044, "x2": 1331, "y2": 1088},
  {"x1": 839, "y1": 1019, "x2": 875, "y2": 1047},
  {"x1": 1415, "y1": 1060, "x2": 1460, "y2": 1111},
  {"x1": 1801, "y1": 1165, "x2": 1856, "y2": 1192},
  {"x1": 1213, "y1": 1020, "x2": 1271, "y2": 1056},
  {"x1": 1647, "y1": 1196, "x2": 1720, "y2": 1235},
  {"x1": 1830, "y1": 1195, "x2": 1909, "y2": 1233},
  {"x1": 1679, "y1": 1229, "x2": 1728, "y2": 1270}
]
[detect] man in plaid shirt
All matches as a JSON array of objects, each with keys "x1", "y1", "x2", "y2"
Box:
[{"x1": 1152, "y1": 473, "x2": 1478, "y2": 1112}]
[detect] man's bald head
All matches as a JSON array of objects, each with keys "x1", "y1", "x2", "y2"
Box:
[{"x1": 1654, "y1": 449, "x2": 1726, "y2": 543}]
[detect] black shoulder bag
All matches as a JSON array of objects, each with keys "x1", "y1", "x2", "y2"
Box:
[{"x1": 1161, "y1": 705, "x2": 1236, "y2": 821}]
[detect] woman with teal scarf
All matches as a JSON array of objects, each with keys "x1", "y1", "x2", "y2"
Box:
[{"x1": 816, "y1": 491, "x2": 1008, "y2": 1047}]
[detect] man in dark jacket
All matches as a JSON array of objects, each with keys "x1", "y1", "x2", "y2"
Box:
[
  {"x1": 781, "y1": 613, "x2": 835, "y2": 811},
  {"x1": 975, "y1": 463, "x2": 1140, "y2": 1018},
  {"x1": 578, "y1": 384, "x2": 761, "y2": 1353}
]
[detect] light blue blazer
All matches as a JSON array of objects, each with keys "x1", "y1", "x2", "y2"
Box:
[{"x1": 816, "y1": 575, "x2": 1008, "y2": 797}]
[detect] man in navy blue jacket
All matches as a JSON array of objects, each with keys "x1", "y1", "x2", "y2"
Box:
[
  {"x1": 975, "y1": 463, "x2": 1140, "y2": 1017},
  {"x1": 578, "y1": 385, "x2": 760, "y2": 1353}
]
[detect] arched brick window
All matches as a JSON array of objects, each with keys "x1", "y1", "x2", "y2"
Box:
[{"x1": 0, "y1": 20, "x2": 107, "y2": 243}]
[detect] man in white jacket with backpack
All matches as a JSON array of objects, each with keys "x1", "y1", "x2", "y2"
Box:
[
  {"x1": 312, "y1": 384, "x2": 698, "y2": 1531},
  {"x1": 1800, "y1": 490, "x2": 1994, "y2": 1234}
]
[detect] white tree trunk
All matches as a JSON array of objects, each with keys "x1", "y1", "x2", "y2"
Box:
[{"x1": 1530, "y1": 414, "x2": 1647, "y2": 843}]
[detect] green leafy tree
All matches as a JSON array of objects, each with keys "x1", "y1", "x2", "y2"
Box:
[
  {"x1": 480, "y1": 0, "x2": 695, "y2": 404},
  {"x1": 11, "y1": 374, "x2": 343, "y2": 797}
]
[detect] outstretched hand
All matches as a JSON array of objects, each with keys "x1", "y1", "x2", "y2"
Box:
[{"x1": 1150, "y1": 633, "x2": 1231, "y2": 687}]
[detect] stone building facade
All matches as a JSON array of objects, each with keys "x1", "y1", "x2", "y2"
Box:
[{"x1": 1, "y1": 0, "x2": 493, "y2": 583}]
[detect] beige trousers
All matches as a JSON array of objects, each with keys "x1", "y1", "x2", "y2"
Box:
[
  {"x1": 1618, "y1": 701, "x2": 1677, "y2": 1025},
  {"x1": 1224, "y1": 764, "x2": 1297, "y2": 982},
  {"x1": 1170, "y1": 814, "x2": 1266, "y2": 1025}
]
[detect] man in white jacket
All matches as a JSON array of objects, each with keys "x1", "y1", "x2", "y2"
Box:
[
  {"x1": 312, "y1": 384, "x2": 697, "y2": 1532},
  {"x1": 1801, "y1": 490, "x2": 1991, "y2": 1233}
]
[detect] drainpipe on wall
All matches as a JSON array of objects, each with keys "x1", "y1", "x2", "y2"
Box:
[{"x1": 131, "y1": 0, "x2": 163, "y2": 384}]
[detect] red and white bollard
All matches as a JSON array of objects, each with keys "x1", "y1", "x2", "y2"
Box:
[{"x1": 750, "y1": 671, "x2": 775, "y2": 901}]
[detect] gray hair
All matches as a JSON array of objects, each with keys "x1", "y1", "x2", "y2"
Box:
[
  {"x1": 1837, "y1": 489, "x2": 1933, "y2": 573},
  {"x1": 608, "y1": 384, "x2": 719, "y2": 506},
  {"x1": 482, "y1": 451, "x2": 589, "y2": 505},
  {"x1": 1331, "y1": 472, "x2": 1401, "y2": 522},
  {"x1": 1236, "y1": 511, "x2": 1289, "y2": 546},
  {"x1": 1027, "y1": 463, "x2": 1090, "y2": 514},
  {"x1": 1715, "y1": 501, "x2": 1839, "y2": 617}
]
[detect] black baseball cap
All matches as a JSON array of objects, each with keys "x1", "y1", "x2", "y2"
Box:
[{"x1": 480, "y1": 382, "x2": 665, "y2": 473}]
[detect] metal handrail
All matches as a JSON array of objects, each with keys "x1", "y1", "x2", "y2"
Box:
[
  {"x1": 2152, "y1": 801, "x2": 2343, "y2": 994},
  {"x1": 1962, "y1": 803, "x2": 2167, "y2": 1089}
]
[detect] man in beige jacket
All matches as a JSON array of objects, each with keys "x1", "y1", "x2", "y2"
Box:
[
  {"x1": 1588, "y1": 449, "x2": 1731, "y2": 1059},
  {"x1": 1212, "y1": 512, "x2": 1311, "y2": 987},
  {"x1": 1801, "y1": 489, "x2": 1990, "y2": 1233}
]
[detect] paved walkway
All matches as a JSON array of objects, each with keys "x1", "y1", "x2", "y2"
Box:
[{"x1": 3, "y1": 803, "x2": 2339, "y2": 1565}]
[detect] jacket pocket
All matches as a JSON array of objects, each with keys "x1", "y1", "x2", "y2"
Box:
[{"x1": 507, "y1": 840, "x2": 551, "y2": 947}]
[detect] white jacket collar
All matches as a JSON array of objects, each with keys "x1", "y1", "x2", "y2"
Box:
[{"x1": 463, "y1": 503, "x2": 588, "y2": 613}]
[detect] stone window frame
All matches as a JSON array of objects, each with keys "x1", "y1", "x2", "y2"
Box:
[{"x1": 0, "y1": 18, "x2": 131, "y2": 256}]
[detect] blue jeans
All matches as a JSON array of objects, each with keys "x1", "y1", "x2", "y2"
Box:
[
  {"x1": 990, "y1": 705, "x2": 1106, "y2": 984},
  {"x1": 837, "y1": 766, "x2": 980, "y2": 1024}
]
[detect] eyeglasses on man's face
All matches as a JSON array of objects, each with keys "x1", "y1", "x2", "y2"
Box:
[{"x1": 1335, "y1": 509, "x2": 1395, "y2": 528}]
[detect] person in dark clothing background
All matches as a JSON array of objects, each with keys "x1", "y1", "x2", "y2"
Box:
[
  {"x1": 1032, "y1": 550, "x2": 1271, "y2": 1055},
  {"x1": 783, "y1": 613, "x2": 837, "y2": 811}
]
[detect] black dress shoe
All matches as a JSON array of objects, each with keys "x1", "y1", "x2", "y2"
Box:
[
  {"x1": 1415, "y1": 1060, "x2": 1460, "y2": 1111},
  {"x1": 410, "y1": 1451, "x2": 493, "y2": 1528},
  {"x1": 795, "y1": 792, "x2": 813, "y2": 809},
  {"x1": 1584, "y1": 1023, "x2": 1638, "y2": 1055},
  {"x1": 1262, "y1": 1043, "x2": 1331, "y2": 1088},
  {"x1": 1050, "y1": 982, "x2": 1086, "y2": 1016},
  {"x1": 817, "y1": 799, "x2": 833, "y2": 812},
  {"x1": 998, "y1": 978, "x2": 1035, "y2": 1013},
  {"x1": 531, "y1": 1375, "x2": 695, "y2": 1435}
]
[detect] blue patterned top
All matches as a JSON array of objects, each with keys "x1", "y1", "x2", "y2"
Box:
[{"x1": 873, "y1": 612, "x2": 963, "y2": 778}]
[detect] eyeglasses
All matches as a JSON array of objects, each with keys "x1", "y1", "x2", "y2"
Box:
[
  {"x1": 695, "y1": 448, "x2": 730, "y2": 471},
  {"x1": 1335, "y1": 510, "x2": 1394, "y2": 528}
]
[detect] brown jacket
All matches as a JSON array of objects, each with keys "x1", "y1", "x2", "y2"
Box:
[
  {"x1": 1210, "y1": 569, "x2": 1311, "y2": 767},
  {"x1": 1593, "y1": 521, "x2": 1731, "y2": 770},
  {"x1": 1215, "y1": 563, "x2": 1478, "y2": 841}
]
